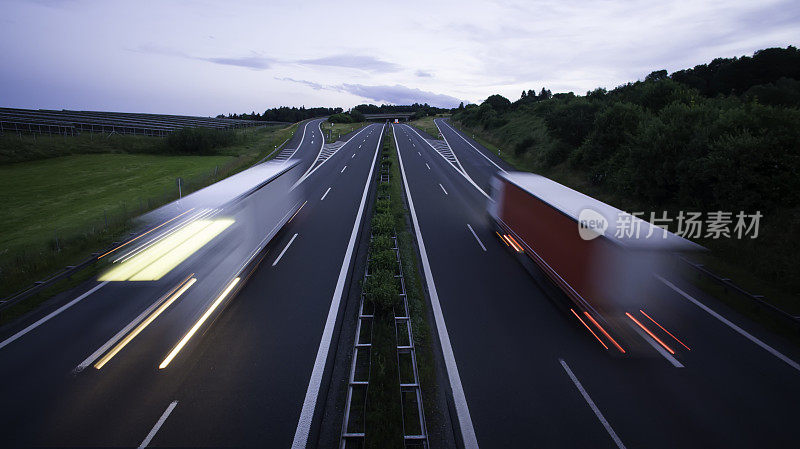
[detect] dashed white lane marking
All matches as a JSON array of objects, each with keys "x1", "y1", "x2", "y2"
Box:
[
  {"x1": 321, "y1": 187, "x2": 332, "y2": 201},
  {"x1": 658, "y1": 275, "x2": 800, "y2": 372},
  {"x1": 272, "y1": 233, "x2": 298, "y2": 266},
  {"x1": 0, "y1": 281, "x2": 108, "y2": 351},
  {"x1": 352, "y1": 153, "x2": 355, "y2": 158},
  {"x1": 439, "y1": 183, "x2": 448, "y2": 195},
  {"x1": 466, "y1": 224, "x2": 486, "y2": 251},
  {"x1": 138, "y1": 401, "x2": 178, "y2": 448},
  {"x1": 426, "y1": 163, "x2": 430, "y2": 170},
  {"x1": 418, "y1": 151, "x2": 421, "y2": 156},
  {"x1": 560, "y1": 359, "x2": 626, "y2": 449},
  {"x1": 341, "y1": 165, "x2": 347, "y2": 173}
]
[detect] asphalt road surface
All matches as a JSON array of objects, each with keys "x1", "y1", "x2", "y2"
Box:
[
  {"x1": 0, "y1": 119, "x2": 386, "y2": 447},
  {"x1": 2, "y1": 116, "x2": 800, "y2": 448},
  {"x1": 390, "y1": 119, "x2": 800, "y2": 448}
]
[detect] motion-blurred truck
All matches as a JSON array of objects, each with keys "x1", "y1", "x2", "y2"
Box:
[{"x1": 488, "y1": 172, "x2": 701, "y2": 356}]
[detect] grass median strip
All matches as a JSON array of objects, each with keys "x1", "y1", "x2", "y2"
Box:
[{"x1": 346, "y1": 125, "x2": 437, "y2": 448}]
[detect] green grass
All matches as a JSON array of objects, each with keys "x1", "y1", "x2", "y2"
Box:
[
  {"x1": 323, "y1": 121, "x2": 367, "y2": 143},
  {"x1": 0, "y1": 154, "x2": 232, "y2": 252},
  {"x1": 445, "y1": 119, "x2": 800, "y2": 337},
  {"x1": 360, "y1": 126, "x2": 440, "y2": 447},
  {"x1": 386, "y1": 126, "x2": 440, "y2": 435},
  {"x1": 0, "y1": 122, "x2": 298, "y2": 300},
  {"x1": 0, "y1": 132, "x2": 164, "y2": 164},
  {"x1": 407, "y1": 115, "x2": 445, "y2": 138}
]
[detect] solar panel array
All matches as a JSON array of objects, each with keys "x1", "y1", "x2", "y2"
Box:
[{"x1": 0, "y1": 108, "x2": 286, "y2": 137}]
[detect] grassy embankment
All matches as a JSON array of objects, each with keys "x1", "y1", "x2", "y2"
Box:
[
  {"x1": 0, "y1": 123, "x2": 297, "y2": 318},
  {"x1": 445, "y1": 117, "x2": 800, "y2": 341},
  {"x1": 323, "y1": 120, "x2": 368, "y2": 143},
  {"x1": 360, "y1": 125, "x2": 437, "y2": 447},
  {"x1": 407, "y1": 114, "x2": 449, "y2": 137}
]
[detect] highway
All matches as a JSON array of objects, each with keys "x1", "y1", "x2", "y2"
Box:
[
  {"x1": 389, "y1": 119, "x2": 800, "y2": 448},
  {"x1": 1, "y1": 115, "x2": 800, "y2": 448},
  {"x1": 0, "y1": 118, "x2": 386, "y2": 447}
]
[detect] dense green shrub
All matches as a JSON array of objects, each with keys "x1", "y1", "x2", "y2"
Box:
[
  {"x1": 370, "y1": 249, "x2": 397, "y2": 273},
  {"x1": 371, "y1": 212, "x2": 394, "y2": 236},
  {"x1": 166, "y1": 127, "x2": 237, "y2": 155},
  {"x1": 375, "y1": 198, "x2": 392, "y2": 214},
  {"x1": 370, "y1": 235, "x2": 393, "y2": 253},
  {"x1": 328, "y1": 113, "x2": 353, "y2": 123},
  {"x1": 363, "y1": 269, "x2": 398, "y2": 310}
]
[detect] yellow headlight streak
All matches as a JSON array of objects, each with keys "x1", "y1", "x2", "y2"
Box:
[
  {"x1": 94, "y1": 277, "x2": 197, "y2": 370},
  {"x1": 159, "y1": 277, "x2": 240, "y2": 369},
  {"x1": 99, "y1": 218, "x2": 234, "y2": 282}
]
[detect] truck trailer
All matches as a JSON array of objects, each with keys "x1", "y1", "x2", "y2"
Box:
[{"x1": 488, "y1": 172, "x2": 701, "y2": 355}]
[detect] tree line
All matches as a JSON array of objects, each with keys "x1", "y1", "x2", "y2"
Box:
[
  {"x1": 219, "y1": 102, "x2": 450, "y2": 124},
  {"x1": 453, "y1": 46, "x2": 800, "y2": 215},
  {"x1": 452, "y1": 45, "x2": 800, "y2": 295},
  {"x1": 217, "y1": 106, "x2": 344, "y2": 122}
]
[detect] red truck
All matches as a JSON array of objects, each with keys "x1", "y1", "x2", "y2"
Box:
[{"x1": 489, "y1": 172, "x2": 701, "y2": 355}]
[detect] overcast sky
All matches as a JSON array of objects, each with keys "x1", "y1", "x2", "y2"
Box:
[{"x1": 1, "y1": 0, "x2": 798, "y2": 115}]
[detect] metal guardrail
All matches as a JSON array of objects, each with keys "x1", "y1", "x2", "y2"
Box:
[
  {"x1": 678, "y1": 255, "x2": 800, "y2": 329},
  {"x1": 0, "y1": 249, "x2": 103, "y2": 318}
]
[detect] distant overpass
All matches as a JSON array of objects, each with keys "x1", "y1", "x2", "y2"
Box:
[{"x1": 362, "y1": 112, "x2": 415, "y2": 122}]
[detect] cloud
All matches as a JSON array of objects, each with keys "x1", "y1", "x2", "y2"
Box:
[
  {"x1": 298, "y1": 54, "x2": 401, "y2": 73},
  {"x1": 415, "y1": 70, "x2": 433, "y2": 77},
  {"x1": 202, "y1": 56, "x2": 273, "y2": 70},
  {"x1": 278, "y1": 78, "x2": 463, "y2": 107},
  {"x1": 276, "y1": 77, "x2": 326, "y2": 90},
  {"x1": 340, "y1": 84, "x2": 462, "y2": 108},
  {"x1": 133, "y1": 44, "x2": 272, "y2": 70}
]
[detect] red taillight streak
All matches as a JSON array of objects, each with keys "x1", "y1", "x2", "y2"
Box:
[
  {"x1": 496, "y1": 231, "x2": 510, "y2": 246},
  {"x1": 626, "y1": 312, "x2": 675, "y2": 355},
  {"x1": 501, "y1": 234, "x2": 518, "y2": 250},
  {"x1": 583, "y1": 312, "x2": 626, "y2": 354},
  {"x1": 571, "y1": 309, "x2": 608, "y2": 350},
  {"x1": 639, "y1": 309, "x2": 691, "y2": 351},
  {"x1": 506, "y1": 235, "x2": 524, "y2": 253}
]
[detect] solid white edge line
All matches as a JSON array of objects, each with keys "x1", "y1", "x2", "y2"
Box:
[
  {"x1": 657, "y1": 275, "x2": 800, "y2": 372},
  {"x1": 437, "y1": 119, "x2": 507, "y2": 174},
  {"x1": 404, "y1": 124, "x2": 490, "y2": 199},
  {"x1": 0, "y1": 281, "x2": 108, "y2": 351},
  {"x1": 296, "y1": 124, "x2": 373, "y2": 185},
  {"x1": 272, "y1": 233, "x2": 298, "y2": 267},
  {"x1": 291, "y1": 124, "x2": 385, "y2": 449},
  {"x1": 282, "y1": 120, "x2": 312, "y2": 164},
  {"x1": 138, "y1": 400, "x2": 178, "y2": 448},
  {"x1": 466, "y1": 224, "x2": 487, "y2": 252},
  {"x1": 392, "y1": 124, "x2": 479, "y2": 448},
  {"x1": 559, "y1": 359, "x2": 626, "y2": 449},
  {"x1": 439, "y1": 183, "x2": 448, "y2": 195},
  {"x1": 320, "y1": 187, "x2": 332, "y2": 201},
  {"x1": 629, "y1": 323, "x2": 683, "y2": 368}
]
